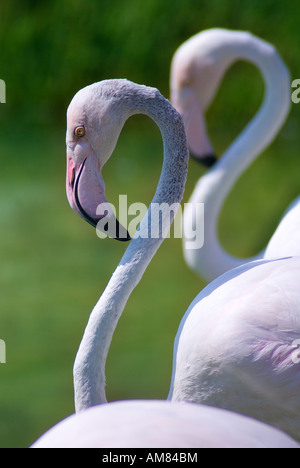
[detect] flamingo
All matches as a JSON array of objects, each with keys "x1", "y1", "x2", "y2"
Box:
[
  {"x1": 170, "y1": 28, "x2": 300, "y2": 282},
  {"x1": 31, "y1": 79, "x2": 299, "y2": 448},
  {"x1": 31, "y1": 399, "x2": 299, "y2": 448}
]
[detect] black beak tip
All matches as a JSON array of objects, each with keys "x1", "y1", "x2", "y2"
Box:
[
  {"x1": 74, "y1": 166, "x2": 131, "y2": 241},
  {"x1": 115, "y1": 233, "x2": 131, "y2": 242},
  {"x1": 104, "y1": 219, "x2": 131, "y2": 242},
  {"x1": 80, "y1": 215, "x2": 131, "y2": 241},
  {"x1": 190, "y1": 152, "x2": 218, "y2": 168},
  {"x1": 114, "y1": 227, "x2": 131, "y2": 242},
  {"x1": 115, "y1": 220, "x2": 131, "y2": 241}
]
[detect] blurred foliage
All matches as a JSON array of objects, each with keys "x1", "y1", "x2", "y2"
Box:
[{"x1": 1, "y1": 0, "x2": 300, "y2": 123}]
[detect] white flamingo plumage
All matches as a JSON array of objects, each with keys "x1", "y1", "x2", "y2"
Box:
[
  {"x1": 31, "y1": 79, "x2": 300, "y2": 447},
  {"x1": 170, "y1": 28, "x2": 300, "y2": 282},
  {"x1": 31, "y1": 399, "x2": 298, "y2": 448}
]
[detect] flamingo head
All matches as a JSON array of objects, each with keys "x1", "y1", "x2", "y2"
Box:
[
  {"x1": 66, "y1": 81, "x2": 131, "y2": 241},
  {"x1": 170, "y1": 31, "x2": 235, "y2": 168}
]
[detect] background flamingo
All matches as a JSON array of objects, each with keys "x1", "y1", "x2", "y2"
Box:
[{"x1": 170, "y1": 28, "x2": 299, "y2": 282}]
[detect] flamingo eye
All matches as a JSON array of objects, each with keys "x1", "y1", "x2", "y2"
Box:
[{"x1": 74, "y1": 126, "x2": 85, "y2": 137}]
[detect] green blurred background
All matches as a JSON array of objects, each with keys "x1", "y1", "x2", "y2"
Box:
[{"x1": 0, "y1": 0, "x2": 300, "y2": 447}]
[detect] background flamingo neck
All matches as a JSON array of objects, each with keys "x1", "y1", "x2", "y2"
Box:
[
  {"x1": 215, "y1": 31, "x2": 291, "y2": 177},
  {"x1": 185, "y1": 32, "x2": 291, "y2": 280}
]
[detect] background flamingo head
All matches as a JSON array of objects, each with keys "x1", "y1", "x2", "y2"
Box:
[
  {"x1": 66, "y1": 80, "x2": 130, "y2": 241},
  {"x1": 170, "y1": 29, "x2": 237, "y2": 167}
]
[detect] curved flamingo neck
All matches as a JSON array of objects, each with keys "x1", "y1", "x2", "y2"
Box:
[
  {"x1": 73, "y1": 82, "x2": 188, "y2": 411},
  {"x1": 184, "y1": 32, "x2": 291, "y2": 281}
]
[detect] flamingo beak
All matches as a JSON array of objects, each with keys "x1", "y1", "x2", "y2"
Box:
[
  {"x1": 181, "y1": 101, "x2": 217, "y2": 168},
  {"x1": 172, "y1": 88, "x2": 217, "y2": 168},
  {"x1": 66, "y1": 152, "x2": 130, "y2": 241},
  {"x1": 189, "y1": 152, "x2": 217, "y2": 168}
]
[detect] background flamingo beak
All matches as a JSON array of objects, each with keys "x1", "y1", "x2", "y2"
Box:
[
  {"x1": 172, "y1": 88, "x2": 217, "y2": 168},
  {"x1": 181, "y1": 101, "x2": 217, "y2": 167}
]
